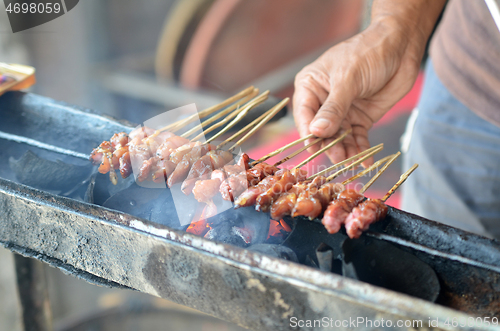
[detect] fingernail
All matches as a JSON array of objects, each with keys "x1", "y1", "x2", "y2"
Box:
[{"x1": 311, "y1": 118, "x2": 330, "y2": 130}]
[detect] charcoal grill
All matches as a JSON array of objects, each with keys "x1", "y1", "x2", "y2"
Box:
[{"x1": 1, "y1": 91, "x2": 500, "y2": 331}]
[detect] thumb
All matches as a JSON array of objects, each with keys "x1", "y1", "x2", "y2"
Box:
[{"x1": 309, "y1": 85, "x2": 356, "y2": 138}]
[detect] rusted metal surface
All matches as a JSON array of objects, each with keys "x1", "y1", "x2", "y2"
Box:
[
  {"x1": 0, "y1": 91, "x2": 500, "y2": 330},
  {"x1": 0, "y1": 178, "x2": 491, "y2": 331}
]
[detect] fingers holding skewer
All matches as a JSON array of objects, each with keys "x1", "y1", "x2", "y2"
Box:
[{"x1": 317, "y1": 122, "x2": 373, "y2": 168}]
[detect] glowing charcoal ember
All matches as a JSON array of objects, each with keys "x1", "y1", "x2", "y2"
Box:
[
  {"x1": 186, "y1": 219, "x2": 212, "y2": 237},
  {"x1": 267, "y1": 219, "x2": 292, "y2": 239}
]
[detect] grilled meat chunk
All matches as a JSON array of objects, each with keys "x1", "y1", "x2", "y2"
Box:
[
  {"x1": 344, "y1": 198, "x2": 388, "y2": 239},
  {"x1": 322, "y1": 189, "x2": 364, "y2": 234}
]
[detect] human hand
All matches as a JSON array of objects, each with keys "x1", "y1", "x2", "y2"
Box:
[{"x1": 293, "y1": 1, "x2": 445, "y2": 166}]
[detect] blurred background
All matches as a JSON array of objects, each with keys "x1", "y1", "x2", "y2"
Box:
[{"x1": 0, "y1": 0, "x2": 424, "y2": 330}]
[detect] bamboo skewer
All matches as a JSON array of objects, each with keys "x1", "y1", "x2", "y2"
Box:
[
  {"x1": 171, "y1": 86, "x2": 258, "y2": 134},
  {"x1": 170, "y1": 86, "x2": 256, "y2": 133},
  {"x1": 204, "y1": 91, "x2": 270, "y2": 145},
  {"x1": 181, "y1": 88, "x2": 259, "y2": 139},
  {"x1": 249, "y1": 134, "x2": 315, "y2": 166},
  {"x1": 308, "y1": 143, "x2": 384, "y2": 180},
  {"x1": 292, "y1": 129, "x2": 352, "y2": 169},
  {"x1": 189, "y1": 104, "x2": 248, "y2": 142},
  {"x1": 148, "y1": 86, "x2": 255, "y2": 139},
  {"x1": 342, "y1": 154, "x2": 395, "y2": 185},
  {"x1": 359, "y1": 151, "x2": 401, "y2": 194},
  {"x1": 382, "y1": 163, "x2": 418, "y2": 202},
  {"x1": 325, "y1": 145, "x2": 383, "y2": 182},
  {"x1": 216, "y1": 99, "x2": 287, "y2": 150},
  {"x1": 228, "y1": 98, "x2": 290, "y2": 153},
  {"x1": 273, "y1": 137, "x2": 323, "y2": 167}
]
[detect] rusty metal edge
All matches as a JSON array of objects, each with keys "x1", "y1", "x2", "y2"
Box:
[{"x1": 1, "y1": 177, "x2": 495, "y2": 331}]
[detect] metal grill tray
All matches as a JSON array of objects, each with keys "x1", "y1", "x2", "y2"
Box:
[{"x1": 0, "y1": 91, "x2": 499, "y2": 330}]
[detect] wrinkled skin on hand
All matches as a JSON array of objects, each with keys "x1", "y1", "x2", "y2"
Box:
[{"x1": 293, "y1": 0, "x2": 445, "y2": 165}]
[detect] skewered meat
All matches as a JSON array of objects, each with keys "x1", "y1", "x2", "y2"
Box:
[
  {"x1": 255, "y1": 168, "x2": 308, "y2": 212},
  {"x1": 269, "y1": 182, "x2": 307, "y2": 220},
  {"x1": 322, "y1": 189, "x2": 364, "y2": 234},
  {"x1": 234, "y1": 173, "x2": 281, "y2": 208},
  {"x1": 193, "y1": 177, "x2": 223, "y2": 203},
  {"x1": 181, "y1": 150, "x2": 234, "y2": 194},
  {"x1": 223, "y1": 161, "x2": 279, "y2": 201},
  {"x1": 155, "y1": 136, "x2": 192, "y2": 160},
  {"x1": 219, "y1": 174, "x2": 247, "y2": 201},
  {"x1": 344, "y1": 198, "x2": 388, "y2": 239},
  {"x1": 90, "y1": 127, "x2": 187, "y2": 183},
  {"x1": 292, "y1": 181, "x2": 345, "y2": 220},
  {"x1": 246, "y1": 162, "x2": 279, "y2": 186},
  {"x1": 118, "y1": 151, "x2": 132, "y2": 178},
  {"x1": 192, "y1": 153, "x2": 251, "y2": 202},
  {"x1": 167, "y1": 143, "x2": 215, "y2": 187},
  {"x1": 151, "y1": 158, "x2": 176, "y2": 183},
  {"x1": 167, "y1": 141, "x2": 201, "y2": 163}
]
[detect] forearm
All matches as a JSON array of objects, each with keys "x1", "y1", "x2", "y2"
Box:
[
  {"x1": 371, "y1": 0, "x2": 446, "y2": 55},
  {"x1": 292, "y1": 0, "x2": 447, "y2": 164}
]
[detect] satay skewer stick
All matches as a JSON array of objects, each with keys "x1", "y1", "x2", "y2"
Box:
[
  {"x1": 191, "y1": 90, "x2": 266, "y2": 141},
  {"x1": 359, "y1": 151, "x2": 401, "y2": 194},
  {"x1": 308, "y1": 143, "x2": 384, "y2": 180},
  {"x1": 189, "y1": 104, "x2": 248, "y2": 142},
  {"x1": 228, "y1": 98, "x2": 290, "y2": 153},
  {"x1": 325, "y1": 145, "x2": 383, "y2": 182},
  {"x1": 292, "y1": 129, "x2": 352, "y2": 169},
  {"x1": 204, "y1": 91, "x2": 270, "y2": 145},
  {"x1": 151, "y1": 86, "x2": 255, "y2": 136},
  {"x1": 213, "y1": 97, "x2": 279, "y2": 149},
  {"x1": 342, "y1": 154, "x2": 395, "y2": 185},
  {"x1": 381, "y1": 163, "x2": 418, "y2": 202},
  {"x1": 181, "y1": 88, "x2": 259, "y2": 138},
  {"x1": 249, "y1": 134, "x2": 315, "y2": 166},
  {"x1": 273, "y1": 137, "x2": 323, "y2": 167},
  {"x1": 178, "y1": 90, "x2": 269, "y2": 137}
]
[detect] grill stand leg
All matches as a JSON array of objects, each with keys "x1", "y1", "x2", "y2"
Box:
[{"x1": 14, "y1": 254, "x2": 53, "y2": 331}]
